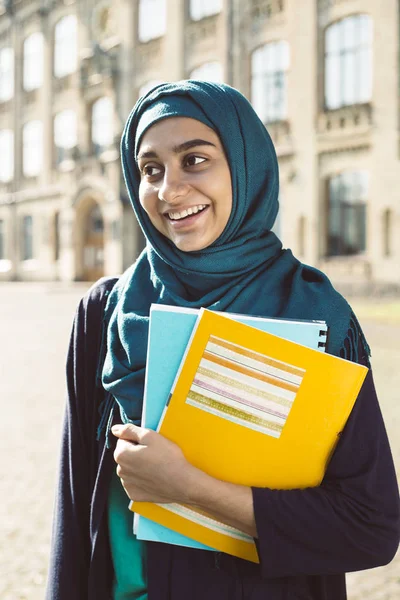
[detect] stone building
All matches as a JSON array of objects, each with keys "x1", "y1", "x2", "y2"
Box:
[{"x1": 0, "y1": 0, "x2": 399, "y2": 290}]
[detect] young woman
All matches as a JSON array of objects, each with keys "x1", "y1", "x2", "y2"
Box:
[{"x1": 46, "y1": 81, "x2": 400, "y2": 600}]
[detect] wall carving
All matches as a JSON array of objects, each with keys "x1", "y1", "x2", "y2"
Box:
[
  {"x1": 22, "y1": 88, "x2": 39, "y2": 106},
  {"x1": 251, "y1": 0, "x2": 284, "y2": 21},
  {"x1": 249, "y1": 0, "x2": 286, "y2": 35},
  {"x1": 0, "y1": 100, "x2": 12, "y2": 115},
  {"x1": 318, "y1": 103, "x2": 372, "y2": 135},
  {"x1": 266, "y1": 120, "x2": 293, "y2": 158},
  {"x1": 318, "y1": 0, "x2": 351, "y2": 11},
  {"x1": 53, "y1": 72, "x2": 75, "y2": 94},
  {"x1": 79, "y1": 43, "x2": 119, "y2": 90},
  {"x1": 186, "y1": 16, "x2": 218, "y2": 47}
]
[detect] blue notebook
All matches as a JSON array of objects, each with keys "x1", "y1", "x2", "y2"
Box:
[{"x1": 134, "y1": 305, "x2": 328, "y2": 550}]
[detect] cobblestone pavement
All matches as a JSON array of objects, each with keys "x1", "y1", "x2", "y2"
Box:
[{"x1": 0, "y1": 283, "x2": 399, "y2": 600}]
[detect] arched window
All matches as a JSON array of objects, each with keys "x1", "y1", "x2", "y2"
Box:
[
  {"x1": 0, "y1": 129, "x2": 13, "y2": 182},
  {"x1": 325, "y1": 14, "x2": 372, "y2": 110},
  {"x1": 23, "y1": 32, "x2": 44, "y2": 91},
  {"x1": 190, "y1": 62, "x2": 223, "y2": 82},
  {"x1": 251, "y1": 41, "x2": 290, "y2": 124},
  {"x1": 138, "y1": 0, "x2": 166, "y2": 42},
  {"x1": 86, "y1": 204, "x2": 104, "y2": 238},
  {"x1": 54, "y1": 15, "x2": 77, "y2": 78},
  {"x1": 54, "y1": 110, "x2": 77, "y2": 164},
  {"x1": 22, "y1": 215, "x2": 34, "y2": 260},
  {"x1": 23, "y1": 121, "x2": 43, "y2": 177},
  {"x1": 0, "y1": 47, "x2": 14, "y2": 101},
  {"x1": 190, "y1": 0, "x2": 222, "y2": 21},
  {"x1": 327, "y1": 171, "x2": 368, "y2": 256},
  {"x1": 382, "y1": 209, "x2": 392, "y2": 257},
  {"x1": 91, "y1": 97, "x2": 114, "y2": 154}
]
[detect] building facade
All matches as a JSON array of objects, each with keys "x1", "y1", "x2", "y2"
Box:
[{"x1": 0, "y1": 0, "x2": 399, "y2": 291}]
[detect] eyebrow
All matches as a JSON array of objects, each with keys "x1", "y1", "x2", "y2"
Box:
[{"x1": 136, "y1": 138, "x2": 216, "y2": 161}]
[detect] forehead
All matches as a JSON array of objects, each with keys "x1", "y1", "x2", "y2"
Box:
[{"x1": 138, "y1": 116, "x2": 220, "y2": 153}]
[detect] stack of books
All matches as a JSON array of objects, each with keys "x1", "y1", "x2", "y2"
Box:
[{"x1": 131, "y1": 305, "x2": 368, "y2": 563}]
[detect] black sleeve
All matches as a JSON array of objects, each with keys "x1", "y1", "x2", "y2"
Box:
[
  {"x1": 252, "y1": 350, "x2": 400, "y2": 578},
  {"x1": 45, "y1": 278, "x2": 117, "y2": 600}
]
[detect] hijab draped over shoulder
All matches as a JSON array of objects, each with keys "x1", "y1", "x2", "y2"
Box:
[{"x1": 101, "y1": 80, "x2": 368, "y2": 429}]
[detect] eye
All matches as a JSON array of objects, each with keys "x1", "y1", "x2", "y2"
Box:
[
  {"x1": 184, "y1": 155, "x2": 207, "y2": 167},
  {"x1": 141, "y1": 164, "x2": 163, "y2": 178}
]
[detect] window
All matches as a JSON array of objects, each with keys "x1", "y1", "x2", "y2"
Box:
[
  {"x1": 382, "y1": 209, "x2": 392, "y2": 257},
  {"x1": 86, "y1": 204, "x2": 104, "y2": 237},
  {"x1": 325, "y1": 14, "x2": 372, "y2": 110},
  {"x1": 23, "y1": 121, "x2": 43, "y2": 177},
  {"x1": 327, "y1": 171, "x2": 368, "y2": 256},
  {"x1": 0, "y1": 219, "x2": 4, "y2": 259},
  {"x1": 138, "y1": 0, "x2": 166, "y2": 42},
  {"x1": 23, "y1": 32, "x2": 44, "y2": 91},
  {"x1": 251, "y1": 41, "x2": 290, "y2": 123},
  {"x1": 54, "y1": 15, "x2": 77, "y2": 78},
  {"x1": 190, "y1": 0, "x2": 222, "y2": 21},
  {"x1": 0, "y1": 129, "x2": 13, "y2": 182},
  {"x1": 22, "y1": 215, "x2": 34, "y2": 260},
  {"x1": 54, "y1": 110, "x2": 77, "y2": 163},
  {"x1": 0, "y1": 47, "x2": 14, "y2": 101},
  {"x1": 190, "y1": 62, "x2": 223, "y2": 82},
  {"x1": 92, "y1": 97, "x2": 113, "y2": 154}
]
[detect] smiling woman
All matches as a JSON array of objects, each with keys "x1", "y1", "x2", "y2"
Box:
[
  {"x1": 137, "y1": 118, "x2": 232, "y2": 251},
  {"x1": 46, "y1": 81, "x2": 400, "y2": 600}
]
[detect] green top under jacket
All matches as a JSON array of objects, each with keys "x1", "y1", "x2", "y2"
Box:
[{"x1": 108, "y1": 469, "x2": 148, "y2": 600}]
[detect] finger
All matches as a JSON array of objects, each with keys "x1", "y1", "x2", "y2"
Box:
[
  {"x1": 111, "y1": 423, "x2": 141, "y2": 442},
  {"x1": 113, "y1": 438, "x2": 139, "y2": 465}
]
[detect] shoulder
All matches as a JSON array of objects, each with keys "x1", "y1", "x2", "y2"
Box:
[
  {"x1": 82, "y1": 276, "x2": 120, "y2": 309},
  {"x1": 71, "y1": 276, "x2": 119, "y2": 343}
]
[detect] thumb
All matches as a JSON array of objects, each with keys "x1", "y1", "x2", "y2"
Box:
[{"x1": 111, "y1": 423, "x2": 141, "y2": 442}]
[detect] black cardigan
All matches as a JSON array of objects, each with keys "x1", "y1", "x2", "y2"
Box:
[{"x1": 46, "y1": 278, "x2": 400, "y2": 600}]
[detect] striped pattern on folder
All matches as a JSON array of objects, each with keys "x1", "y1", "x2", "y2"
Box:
[
  {"x1": 186, "y1": 335, "x2": 305, "y2": 438},
  {"x1": 156, "y1": 503, "x2": 254, "y2": 543}
]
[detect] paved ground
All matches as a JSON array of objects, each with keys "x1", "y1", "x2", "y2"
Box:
[{"x1": 0, "y1": 283, "x2": 399, "y2": 599}]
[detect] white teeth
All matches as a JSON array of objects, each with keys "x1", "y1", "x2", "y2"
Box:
[{"x1": 167, "y1": 205, "x2": 207, "y2": 221}]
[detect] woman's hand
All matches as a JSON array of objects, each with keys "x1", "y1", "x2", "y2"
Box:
[
  {"x1": 112, "y1": 424, "x2": 196, "y2": 504},
  {"x1": 112, "y1": 423, "x2": 257, "y2": 537}
]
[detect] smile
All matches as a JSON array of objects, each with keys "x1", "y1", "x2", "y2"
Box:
[{"x1": 166, "y1": 204, "x2": 208, "y2": 221}]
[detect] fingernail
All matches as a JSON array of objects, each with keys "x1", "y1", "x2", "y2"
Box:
[{"x1": 111, "y1": 425, "x2": 123, "y2": 435}]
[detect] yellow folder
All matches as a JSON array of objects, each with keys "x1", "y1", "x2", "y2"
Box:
[{"x1": 132, "y1": 309, "x2": 368, "y2": 563}]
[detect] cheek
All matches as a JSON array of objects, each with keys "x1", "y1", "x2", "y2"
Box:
[
  {"x1": 216, "y1": 175, "x2": 233, "y2": 219},
  {"x1": 139, "y1": 184, "x2": 157, "y2": 216}
]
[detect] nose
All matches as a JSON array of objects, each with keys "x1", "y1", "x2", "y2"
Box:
[{"x1": 158, "y1": 167, "x2": 189, "y2": 204}]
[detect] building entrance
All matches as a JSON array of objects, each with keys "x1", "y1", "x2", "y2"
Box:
[{"x1": 82, "y1": 202, "x2": 105, "y2": 281}]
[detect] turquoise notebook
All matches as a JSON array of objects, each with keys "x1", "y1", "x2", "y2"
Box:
[{"x1": 134, "y1": 305, "x2": 328, "y2": 550}]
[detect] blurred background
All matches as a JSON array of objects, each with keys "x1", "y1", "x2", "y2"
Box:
[
  {"x1": 0, "y1": 0, "x2": 399, "y2": 292},
  {"x1": 0, "y1": 0, "x2": 399, "y2": 598}
]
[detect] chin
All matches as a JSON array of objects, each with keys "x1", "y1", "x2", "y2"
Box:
[{"x1": 173, "y1": 237, "x2": 211, "y2": 253}]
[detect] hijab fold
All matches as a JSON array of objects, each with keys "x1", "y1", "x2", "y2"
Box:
[{"x1": 101, "y1": 81, "x2": 368, "y2": 430}]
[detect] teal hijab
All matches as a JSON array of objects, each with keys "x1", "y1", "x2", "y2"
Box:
[{"x1": 101, "y1": 81, "x2": 368, "y2": 428}]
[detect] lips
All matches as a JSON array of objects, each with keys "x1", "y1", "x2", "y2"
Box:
[{"x1": 164, "y1": 205, "x2": 210, "y2": 230}]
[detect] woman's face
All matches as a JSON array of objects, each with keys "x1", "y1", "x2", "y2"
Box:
[{"x1": 137, "y1": 117, "x2": 232, "y2": 252}]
